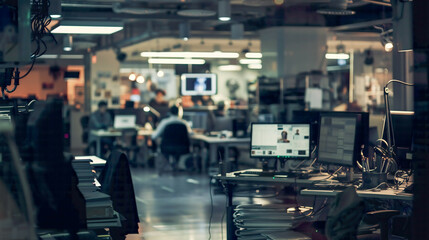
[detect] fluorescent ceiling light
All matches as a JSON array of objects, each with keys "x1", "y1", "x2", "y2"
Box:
[
  {"x1": 59, "y1": 55, "x2": 84, "y2": 59},
  {"x1": 38, "y1": 54, "x2": 58, "y2": 59},
  {"x1": 52, "y1": 21, "x2": 123, "y2": 34},
  {"x1": 248, "y1": 63, "x2": 262, "y2": 70},
  {"x1": 239, "y1": 59, "x2": 261, "y2": 64},
  {"x1": 218, "y1": 0, "x2": 231, "y2": 22},
  {"x1": 148, "y1": 58, "x2": 206, "y2": 65},
  {"x1": 245, "y1": 52, "x2": 262, "y2": 58},
  {"x1": 325, "y1": 53, "x2": 350, "y2": 60},
  {"x1": 50, "y1": 15, "x2": 62, "y2": 19},
  {"x1": 218, "y1": 65, "x2": 242, "y2": 71},
  {"x1": 141, "y1": 51, "x2": 239, "y2": 59}
]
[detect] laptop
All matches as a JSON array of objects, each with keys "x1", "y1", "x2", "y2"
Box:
[{"x1": 114, "y1": 115, "x2": 136, "y2": 129}]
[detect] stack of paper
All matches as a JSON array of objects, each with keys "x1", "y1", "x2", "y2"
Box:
[
  {"x1": 72, "y1": 159, "x2": 114, "y2": 220},
  {"x1": 233, "y1": 204, "x2": 308, "y2": 240}
]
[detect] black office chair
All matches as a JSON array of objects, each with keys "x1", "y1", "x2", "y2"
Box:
[{"x1": 159, "y1": 123, "x2": 191, "y2": 174}]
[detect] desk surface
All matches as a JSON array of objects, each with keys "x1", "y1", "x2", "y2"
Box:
[
  {"x1": 91, "y1": 128, "x2": 153, "y2": 137},
  {"x1": 75, "y1": 155, "x2": 107, "y2": 167},
  {"x1": 214, "y1": 169, "x2": 331, "y2": 185},
  {"x1": 190, "y1": 134, "x2": 250, "y2": 144},
  {"x1": 301, "y1": 188, "x2": 412, "y2": 201}
]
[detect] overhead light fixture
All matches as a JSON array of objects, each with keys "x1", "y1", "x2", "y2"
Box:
[
  {"x1": 179, "y1": 22, "x2": 190, "y2": 41},
  {"x1": 148, "y1": 58, "x2": 206, "y2": 65},
  {"x1": 38, "y1": 54, "x2": 59, "y2": 59},
  {"x1": 141, "y1": 51, "x2": 239, "y2": 59},
  {"x1": 49, "y1": 0, "x2": 62, "y2": 19},
  {"x1": 129, "y1": 73, "x2": 136, "y2": 81},
  {"x1": 245, "y1": 52, "x2": 262, "y2": 58},
  {"x1": 248, "y1": 63, "x2": 262, "y2": 70},
  {"x1": 239, "y1": 59, "x2": 261, "y2": 64},
  {"x1": 218, "y1": 0, "x2": 231, "y2": 21},
  {"x1": 59, "y1": 54, "x2": 84, "y2": 59},
  {"x1": 218, "y1": 65, "x2": 242, "y2": 71},
  {"x1": 63, "y1": 35, "x2": 72, "y2": 51},
  {"x1": 325, "y1": 53, "x2": 350, "y2": 60},
  {"x1": 52, "y1": 21, "x2": 123, "y2": 35},
  {"x1": 157, "y1": 70, "x2": 165, "y2": 77},
  {"x1": 136, "y1": 75, "x2": 145, "y2": 83},
  {"x1": 384, "y1": 42, "x2": 394, "y2": 52}
]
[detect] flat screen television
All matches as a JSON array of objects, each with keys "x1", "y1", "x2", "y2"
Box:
[{"x1": 181, "y1": 73, "x2": 217, "y2": 96}]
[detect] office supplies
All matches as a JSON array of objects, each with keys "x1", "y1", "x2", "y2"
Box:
[
  {"x1": 181, "y1": 73, "x2": 217, "y2": 96},
  {"x1": 113, "y1": 114, "x2": 136, "y2": 129},
  {"x1": 250, "y1": 123, "x2": 311, "y2": 159}
]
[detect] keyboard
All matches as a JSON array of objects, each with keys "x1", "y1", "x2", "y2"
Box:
[{"x1": 307, "y1": 184, "x2": 353, "y2": 191}]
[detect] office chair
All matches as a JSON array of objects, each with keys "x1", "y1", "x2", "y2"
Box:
[
  {"x1": 113, "y1": 128, "x2": 140, "y2": 166},
  {"x1": 159, "y1": 123, "x2": 191, "y2": 174}
]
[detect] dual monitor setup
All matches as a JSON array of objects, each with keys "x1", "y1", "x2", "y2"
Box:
[{"x1": 250, "y1": 111, "x2": 414, "y2": 173}]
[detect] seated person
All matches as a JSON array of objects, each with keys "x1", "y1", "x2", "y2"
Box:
[
  {"x1": 88, "y1": 101, "x2": 114, "y2": 155},
  {"x1": 151, "y1": 106, "x2": 192, "y2": 141},
  {"x1": 278, "y1": 131, "x2": 290, "y2": 143}
]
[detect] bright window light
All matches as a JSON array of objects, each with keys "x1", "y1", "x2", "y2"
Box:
[
  {"x1": 248, "y1": 63, "x2": 262, "y2": 69},
  {"x1": 148, "y1": 58, "x2": 206, "y2": 65},
  {"x1": 245, "y1": 52, "x2": 262, "y2": 58},
  {"x1": 218, "y1": 65, "x2": 242, "y2": 71},
  {"x1": 239, "y1": 59, "x2": 261, "y2": 64},
  {"x1": 52, "y1": 21, "x2": 123, "y2": 35},
  {"x1": 141, "y1": 51, "x2": 239, "y2": 59},
  {"x1": 325, "y1": 53, "x2": 350, "y2": 60}
]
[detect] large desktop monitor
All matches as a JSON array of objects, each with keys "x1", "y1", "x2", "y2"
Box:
[
  {"x1": 181, "y1": 73, "x2": 217, "y2": 96},
  {"x1": 250, "y1": 123, "x2": 311, "y2": 159},
  {"x1": 317, "y1": 112, "x2": 364, "y2": 167}
]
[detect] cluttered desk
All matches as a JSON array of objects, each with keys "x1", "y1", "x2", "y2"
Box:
[{"x1": 214, "y1": 111, "x2": 414, "y2": 240}]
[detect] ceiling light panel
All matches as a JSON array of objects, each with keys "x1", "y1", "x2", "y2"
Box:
[
  {"x1": 52, "y1": 21, "x2": 123, "y2": 35},
  {"x1": 141, "y1": 51, "x2": 239, "y2": 59},
  {"x1": 148, "y1": 58, "x2": 205, "y2": 65}
]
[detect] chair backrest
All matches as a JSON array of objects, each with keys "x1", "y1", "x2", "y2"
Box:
[{"x1": 160, "y1": 123, "x2": 190, "y2": 156}]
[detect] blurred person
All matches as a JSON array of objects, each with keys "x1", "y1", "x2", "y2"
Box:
[
  {"x1": 151, "y1": 105, "x2": 192, "y2": 140},
  {"x1": 88, "y1": 101, "x2": 113, "y2": 155}
]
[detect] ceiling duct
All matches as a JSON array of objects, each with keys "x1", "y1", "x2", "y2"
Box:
[
  {"x1": 317, "y1": 0, "x2": 356, "y2": 15},
  {"x1": 112, "y1": 3, "x2": 167, "y2": 15}
]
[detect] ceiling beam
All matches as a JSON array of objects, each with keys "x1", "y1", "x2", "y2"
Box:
[{"x1": 330, "y1": 18, "x2": 392, "y2": 32}]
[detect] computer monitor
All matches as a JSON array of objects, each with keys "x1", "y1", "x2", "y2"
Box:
[
  {"x1": 183, "y1": 111, "x2": 209, "y2": 130},
  {"x1": 250, "y1": 123, "x2": 311, "y2": 159},
  {"x1": 382, "y1": 111, "x2": 414, "y2": 168},
  {"x1": 114, "y1": 115, "x2": 136, "y2": 129},
  {"x1": 181, "y1": 73, "x2": 217, "y2": 96},
  {"x1": 317, "y1": 112, "x2": 364, "y2": 167}
]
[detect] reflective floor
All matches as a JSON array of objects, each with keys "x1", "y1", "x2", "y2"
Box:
[{"x1": 126, "y1": 168, "x2": 227, "y2": 240}]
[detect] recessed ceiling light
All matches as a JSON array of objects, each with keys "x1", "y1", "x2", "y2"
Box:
[
  {"x1": 52, "y1": 21, "x2": 123, "y2": 35},
  {"x1": 141, "y1": 51, "x2": 239, "y2": 59},
  {"x1": 239, "y1": 59, "x2": 261, "y2": 64},
  {"x1": 245, "y1": 52, "x2": 262, "y2": 58},
  {"x1": 248, "y1": 64, "x2": 262, "y2": 70},
  {"x1": 218, "y1": 65, "x2": 242, "y2": 71},
  {"x1": 148, "y1": 58, "x2": 206, "y2": 65},
  {"x1": 325, "y1": 53, "x2": 350, "y2": 60}
]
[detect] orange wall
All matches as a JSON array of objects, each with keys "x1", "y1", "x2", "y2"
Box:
[{"x1": 11, "y1": 65, "x2": 68, "y2": 100}]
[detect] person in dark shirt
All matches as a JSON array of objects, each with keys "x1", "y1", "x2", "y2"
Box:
[
  {"x1": 149, "y1": 89, "x2": 169, "y2": 124},
  {"x1": 89, "y1": 101, "x2": 113, "y2": 156}
]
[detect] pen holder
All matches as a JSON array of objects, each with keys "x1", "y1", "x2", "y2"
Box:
[{"x1": 362, "y1": 172, "x2": 387, "y2": 190}]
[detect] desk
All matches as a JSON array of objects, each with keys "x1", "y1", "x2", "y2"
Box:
[
  {"x1": 75, "y1": 155, "x2": 107, "y2": 167},
  {"x1": 190, "y1": 135, "x2": 250, "y2": 173},
  {"x1": 301, "y1": 188, "x2": 412, "y2": 201},
  {"x1": 90, "y1": 129, "x2": 152, "y2": 157},
  {"x1": 214, "y1": 169, "x2": 326, "y2": 240}
]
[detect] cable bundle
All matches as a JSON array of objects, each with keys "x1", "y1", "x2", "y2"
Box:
[{"x1": 233, "y1": 204, "x2": 308, "y2": 240}]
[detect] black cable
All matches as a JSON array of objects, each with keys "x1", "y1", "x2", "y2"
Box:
[{"x1": 208, "y1": 177, "x2": 214, "y2": 240}]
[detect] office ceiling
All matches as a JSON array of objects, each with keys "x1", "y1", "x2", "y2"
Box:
[{"x1": 47, "y1": 0, "x2": 392, "y2": 58}]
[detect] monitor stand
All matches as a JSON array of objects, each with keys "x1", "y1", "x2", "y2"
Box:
[{"x1": 336, "y1": 168, "x2": 361, "y2": 183}]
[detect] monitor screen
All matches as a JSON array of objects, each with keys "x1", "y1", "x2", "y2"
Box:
[
  {"x1": 250, "y1": 123, "x2": 311, "y2": 159},
  {"x1": 318, "y1": 113, "x2": 358, "y2": 167},
  {"x1": 181, "y1": 73, "x2": 217, "y2": 96},
  {"x1": 383, "y1": 111, "x2": 414, "y2": 150},
  {"x1": 114, "y1": 115, "x2": 136, "y2": 129},
  {"x1": 182, "y1": 111, "x2": 208, "y2": 130}
]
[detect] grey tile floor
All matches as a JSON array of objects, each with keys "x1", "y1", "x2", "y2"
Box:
[{"x1": 126, "y1": 169, "x2": 227, "y2": 240}]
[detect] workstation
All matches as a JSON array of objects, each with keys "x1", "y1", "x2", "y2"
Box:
[{"x1": 0, "y1": 0, "x2": 428, "y2": 240}]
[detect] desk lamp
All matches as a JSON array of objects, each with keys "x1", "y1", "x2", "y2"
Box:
[
  {"x1": 142, "y1": 105, "x2": 161, "y2": 118},
  {"x1": 383, "y1": 79, "x2": 414, "y2": 160}
]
